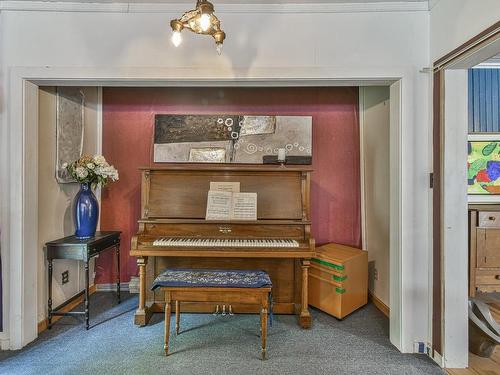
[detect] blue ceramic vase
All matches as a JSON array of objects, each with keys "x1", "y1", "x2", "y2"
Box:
[{"x1": 74, "y1": 182, "x2": 99, "y2": 239}]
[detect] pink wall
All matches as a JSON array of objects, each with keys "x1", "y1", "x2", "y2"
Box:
[{"x1": 97, "y1": 87, "x2": 360, "y2": 283}]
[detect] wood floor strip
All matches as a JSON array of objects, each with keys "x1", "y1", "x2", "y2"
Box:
[
  {"x1": 446, "y1": 294, "x2": 500, "y2": 375},
  {"x1": 468, "y1": 353, "x2": 500, "y2": 375},
  {"x1": 490, "y1": 350, "x2": 500, "y2": 366},
  {"x1": 446, "y1": 367, "x2": 480, "y2": 375}
]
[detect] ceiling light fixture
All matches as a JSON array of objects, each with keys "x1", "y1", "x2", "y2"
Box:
[{"x1": 170, "y1": 0, "x2": 226, "y2": 55}]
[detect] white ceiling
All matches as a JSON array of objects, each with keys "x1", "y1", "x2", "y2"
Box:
[
  {"x1": 478, "y1": 53, "x2": 500, "y2": 67},
  {"x1": 9, "y1": 0, "x2": 428, "y2": 3}
]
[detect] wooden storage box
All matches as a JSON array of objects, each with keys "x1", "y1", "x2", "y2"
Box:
[
  {"x1": 308, "y1": 243, "x2": 368, "y2": 319},
  {"x1": 469, "y1": 205, "x2": 500, "y2": 296}
]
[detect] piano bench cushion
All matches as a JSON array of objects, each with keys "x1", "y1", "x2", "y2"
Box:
[{"x1": 151, "y1": 268, "x2": 272, "y2": 290}]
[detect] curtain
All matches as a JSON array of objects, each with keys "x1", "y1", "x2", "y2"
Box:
[{"x1": 468, "y1": 68, "x2": 500, "y2": 133}]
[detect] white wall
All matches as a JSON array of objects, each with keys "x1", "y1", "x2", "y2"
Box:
[
  {"x1": 430, "y1": 0, "x2": 500, "y2": 62},
  {"x1": 361, "y1": 86, "x2": 391, "y2": 307},
  {"x1": 0, "y1": 10, "x2": 7, "y2": 344},
  {"x1": 0, "y1": 3, "x2": 431, "y2": 353},
  {"x1": 37, "y1": 87, "x2": 99, "y2": 325},
  {"x1": 442, "y1": 70, "x2": 469, "y2": 368}
]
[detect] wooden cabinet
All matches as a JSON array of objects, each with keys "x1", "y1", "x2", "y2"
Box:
[
  {"x1": 308, "y1": 243, "x2": 368, "y2": 319},
  {"x1": 469, "y1": 205, "x2": 500, "y2": 296}
]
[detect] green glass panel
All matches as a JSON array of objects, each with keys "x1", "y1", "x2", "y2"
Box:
[
  {"x1": 311, "y1": 258, "x2": 344, "y2": 271},
  {"x1": 333, "y1": 275, "x2": 347, "y2": 282}
]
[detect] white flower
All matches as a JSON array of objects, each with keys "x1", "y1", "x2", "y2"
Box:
[
  {"x1": 75, "y1": 167, "x2": 88, "y2": 179},
  {"x1": 95, "y1": 166, "x2": 106, "y2": 177},
  {"x1": 93, "y1": 155, "x2": 108, "y2": 166},
  {"x1": 95, "y1": 165, "x2": 119, "y2": 181},
  {"x1": 86, "y1": 163, "x2": 95, "y2": 170},
  {"x1": 62, "y1": 162, "x2": 68, "y2": 169}
]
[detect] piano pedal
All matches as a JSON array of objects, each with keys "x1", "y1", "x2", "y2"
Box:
[
  {"x1": 221, "y1": 304, "x2": 227, "y2": 316},
  {"x1": 229, "y1": 304, "x2": 234, "y2": 316},
  {"x1": 213, "y1": 304, "x2": 220, "y2": 316}
]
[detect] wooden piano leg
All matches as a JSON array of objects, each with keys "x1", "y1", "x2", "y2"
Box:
[
  {"x1": 260, "y1": 292, "x2": 268, "y2": 360},
  {"x1": 175, "y1": 301, "x2": 180, "y2": 335},
  {"x1": 134, "y1": 256, "x2": 152, "y2": 326},
  {"x1": 164, "y1": 291, "x2": 172, "y2": 356},
  {"x1": 299, "y1": 259, "x2": 312, "y2": 329}
]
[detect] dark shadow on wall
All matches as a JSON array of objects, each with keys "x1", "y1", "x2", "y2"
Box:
[{"x1": 0, "y1": 242, "x2": 2, "y2": 332}]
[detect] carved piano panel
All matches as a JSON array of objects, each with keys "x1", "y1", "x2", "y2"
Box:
[
  {"x1": 145, "y1": 169, "x2": 304, "y2": 219},
  {"x1": 131, "y1": 164, "x2": 314, "y2": 328}
]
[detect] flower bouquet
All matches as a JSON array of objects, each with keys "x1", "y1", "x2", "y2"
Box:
[
  {"x1": 63, "y1": 155, "x2": 119, "y2": 239},
  {"x1": 63, "y1": 154, "x2": 119, "y2": 187}
]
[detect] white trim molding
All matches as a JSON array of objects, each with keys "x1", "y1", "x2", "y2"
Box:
[
  {"x1": 359, "y1": 88, "x2": 368, "y2": 251},
  {"x1": 1, "y1": 65, "x2": 423, "y2": 354},
  {"x1": 0, "y1": 1, "x2": 429, "y2": 14},
  {"x1": 442, "y1": 69, "x2": 469, "y2": 368},
  {"x1": 0, "y1": 336, "x2": 10, "y2": 350},
  {"x1": 428, "y1": 0, "x2": 442, "y2": 10}
]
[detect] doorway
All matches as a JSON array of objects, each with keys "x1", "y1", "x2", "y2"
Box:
[
  {"x1": 433, "y1": 23, "x2": 500, "y2": 369},
  {"x1": 1, "y1": 73, "x2": 406, "y2": 352}
]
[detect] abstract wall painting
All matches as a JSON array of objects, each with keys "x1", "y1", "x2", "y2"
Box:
[
  {"x1": 468, "y1": 141, "x2": 500, "y2": 194},
  {"x1": 153, "y1": 114, "x2": 312, "y2": 164},
  {"x1": 55, "y1": 87, "x2": 85, "y2": 183}
]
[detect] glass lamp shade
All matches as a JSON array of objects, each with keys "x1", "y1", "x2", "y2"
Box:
[
  {"x1": 171, "y1": 31, "x2": 182, "y2": 47},
  {"x1": 200, "y1": 13, "x2": 211, "y2": 31}
]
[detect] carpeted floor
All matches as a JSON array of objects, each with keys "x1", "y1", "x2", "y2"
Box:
[{"x1": 0, "y1": 292, "x2": 444, "y2": 375}]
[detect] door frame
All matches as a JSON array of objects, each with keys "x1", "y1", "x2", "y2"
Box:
[
  {"x1": 1, "y1": 67, "x2": 408, "y2": 351},
  {"x1": 432, "y1": 20, "x2": 500, "y2": 366}
]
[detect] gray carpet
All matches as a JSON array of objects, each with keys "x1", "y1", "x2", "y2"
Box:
[{"x1": 0, "y1": 292, "x2": 444, "y2": 375}]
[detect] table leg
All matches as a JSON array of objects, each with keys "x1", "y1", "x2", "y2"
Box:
[
  {"x1": 134, "y1": 256, "x2": 151, "y2": 326},
  {"x1": 299, "y1": 259, "x2": 312, "y2": 329},
  {"x1": 116, "y1": 243, "x2": 121, "y2": 304},
  {"x1": 85, "y1": 260, "x2": 90, "y2": 330},
  {"x1": 48, "y1": 259, "x2": 53, "y2": 329}
]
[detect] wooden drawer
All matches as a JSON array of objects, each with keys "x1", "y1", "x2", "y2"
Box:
[
  {"x1": 309, "y1": 264, "x2": 345, "y2": 287},
  {"x1": 478, "y1": 212, "x2": 500, "y2": 228},
  {"x1": 477, "y1": 228, "x2": 500, "y2": 267},
  {"x1": 475, "y1": 269, "x2": 500, "y2": 286},
  {"x1": 308, "y1": 271, "x2": 342, "y2": 318}
]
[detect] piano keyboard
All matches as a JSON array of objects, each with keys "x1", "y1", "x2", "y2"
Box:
[{"x1": 152, "y1": 238, "x2": 300, "y2": 248}]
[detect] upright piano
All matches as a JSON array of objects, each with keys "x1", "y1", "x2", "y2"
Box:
[{"x1": 130, "y1": 164, "x2": 315, "y2": 328}]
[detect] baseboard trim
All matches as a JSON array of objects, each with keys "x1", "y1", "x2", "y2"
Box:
[
  {"x1": 96, "y1": 282, "x2": 129, "y2": 292},
  {"x1": 368, "y1": 291, "x2": 390, "y2": 317},
  {"x1": 0, "y1": 337, "x2": 10, "y2": 350},
  {"x1": 37, "y1": 284, "x2": 97, "y2": 333}
]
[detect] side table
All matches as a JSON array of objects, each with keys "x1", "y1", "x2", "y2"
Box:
[{"x1": 45, "y1": 231, "x2": 121, "y2": 330}]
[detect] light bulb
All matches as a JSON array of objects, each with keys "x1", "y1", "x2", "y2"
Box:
[
  {"x1": 171, "y1": 31, "x2": 182, "y2": 47},
  {"x1": 200, "y1": 13, "x2": 211, "y2": 32},
  {"x1": 216, "y1": 43, "x2": 223, "y2": 55}
]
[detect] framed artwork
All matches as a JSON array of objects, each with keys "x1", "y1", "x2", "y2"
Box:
[
  {"x1": 153, "y1": 114, "x2": 312, "y2": 164},
  {"x1": 468, "y1": 141, "x2": 500, "y2": 194},
  {"x1": 55, "y1": 87, "x2": 85, "y2": 183}
]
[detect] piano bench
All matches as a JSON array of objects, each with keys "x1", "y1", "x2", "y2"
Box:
[{"x1": 152, "y1": 268, "x2": 272, "y2": 360}]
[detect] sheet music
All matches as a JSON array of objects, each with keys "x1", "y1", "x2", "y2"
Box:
[
  {"x1": 206, "y1": 191, "x2": 233, "y2": 220},
  {"x1": 209, "y1": 181, "x2": 240, "y2": 193},
  {"x1": 231, "y1": 193, "x2": 257, "y2": 221},
  {"x1": 206, "y1": 190, "x2": 257, "y2": 221}
]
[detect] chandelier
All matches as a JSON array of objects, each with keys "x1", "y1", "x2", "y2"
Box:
[{"x1": 170, "y1": 0, "x2": 226, "y2": 54}]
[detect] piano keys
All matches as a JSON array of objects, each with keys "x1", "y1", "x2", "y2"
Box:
[
  {"x1": 152, "y1": 238, "x2": 301, "y2": 248},
  {"x1": 130, "y1": 164, "x2": 315, "y2": 328}
]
